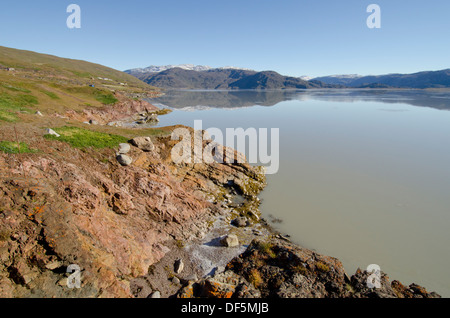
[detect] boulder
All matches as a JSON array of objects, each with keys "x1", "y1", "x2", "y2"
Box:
[
  {"x1": 220, "y1": 234, "x2": 239, "y2": 247},
  {"x1": 129, "y1": 137, "x2": 155, "y2": 152},
  {"x1": 118, "y1": 143, "x2": 131, "y2": 154},
  {"x1": 116, "y1": 154, "x2": 132, "y2": 166}
]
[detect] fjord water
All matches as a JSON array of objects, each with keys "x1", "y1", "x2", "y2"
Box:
[{"x1": 149, "y1": 89, "x2": 450, "y2": 296}]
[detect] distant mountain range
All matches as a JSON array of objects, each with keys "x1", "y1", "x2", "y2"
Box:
[
  {"x1": 127, "y1": 64, "x2": 254, "y2": 74},
  {"x1": 314, "y1": 69, "x2": 450, "y2": 89},
  {"x1": 125, "y1": 65, "x2": 450, "y2": 90},
  {"x1": 124, "y1": 66, "x2": 336, "y2": 89}
]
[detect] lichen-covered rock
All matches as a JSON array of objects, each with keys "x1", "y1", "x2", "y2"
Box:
[
  {"x1": 211, "y1": 238, "x2": 441, "y2": 299},
  {"x1": 177, "y1": 270, "x2": 260, "y2": 298}
]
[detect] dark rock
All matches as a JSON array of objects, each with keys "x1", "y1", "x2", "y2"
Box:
[{"x1": 231, "y1": 217, "x2": 249, "y2": 228}]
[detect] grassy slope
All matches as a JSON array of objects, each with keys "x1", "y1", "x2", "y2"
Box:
[
  {"x1": 0, "y1": 46, "x2": 159, "y2": 114},
  {"x1": 0, "y1": 46, "x2": 153, "y2": 90},
  {"x1": 0, "y1": 46, "x2": 169, "y2": 152}
]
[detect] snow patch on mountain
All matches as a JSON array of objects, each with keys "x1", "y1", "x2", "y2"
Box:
[{"x1": 126, "y1": 64, "x2": 253, "y2": 73}]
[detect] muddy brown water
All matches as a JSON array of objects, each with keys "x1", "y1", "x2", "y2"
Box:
[{"x1": 149, "y1": 89, "x2": 450, "y2": 296}]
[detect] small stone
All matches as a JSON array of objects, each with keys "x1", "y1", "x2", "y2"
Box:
[
  {"x1": 45, "y1": 260, "x2": 63, "y2": 270},
  {"x1": 185, "y1": 274, "x2": 198, "y2": 283},
  {"x1": 35, "y1": 111, "x2": 43, "y2": 116},
  {"x1": 220, "y1": 234, "x2": 239, "y2": 247},
  {"x1": 22, "y1": 272, "x2": 38, "y2": 284},
  {"x1": 107, "y1": 121, "x2": 122, "y2": 127},
  {"x1": 89, "y1": 119, "x2": 98, "y2": 125},
  {"x1": 247, "y1": 211, "x2": 260, "y2": 221},
  {"x1": 149, "y1": 291, "x2": 161, "y2": 298},
  {"x1": 57, "y1": 277, "x2": 68, "y2": 287},
  {"x1": 172, "y1": 277, "x2": 180, "y2": 285},
  {"x1": 174, "y1": 259, "x2": 184, "y2": 274},
  {"x1": 118, "y1": 143, "x2": 131, "y2": 154},
  {"x1": 232, "y1": 217, "x2": 249, "y2": 228},
  {"x1": 45, "y1": 128, "x2": 60, "y2": 137},
  {"x1": 116, "y1": 154, "x2": 132, "y2": 166}
]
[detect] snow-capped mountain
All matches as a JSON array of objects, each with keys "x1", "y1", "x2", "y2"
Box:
[
  {"x1": 126, "y1": 64, "x2": 253, "y2": 73},
  {"x1": 312, "y1": 74, "x2": 364, "y2": 86},
  {"x1": 319, "y1": 74, "x2": 363, "y2": 79}
]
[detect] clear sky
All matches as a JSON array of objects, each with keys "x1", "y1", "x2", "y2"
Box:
[{"x1": 1, "y1": 0, "x2": 449, "y2": 77}]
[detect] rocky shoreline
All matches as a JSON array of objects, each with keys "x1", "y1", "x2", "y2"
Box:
[
  {"x1": 131, "y1": 202, "x2": 442, "y2": 299},
  {"x1": 0, "y1": 96, "x2": 442, "y2": 298}
]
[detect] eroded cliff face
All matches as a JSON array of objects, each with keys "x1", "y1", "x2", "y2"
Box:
[{"x1": 0, "y1": 124, "x2": 267, "y2": 297}]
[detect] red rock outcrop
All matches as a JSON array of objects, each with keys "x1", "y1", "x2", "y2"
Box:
[{"x1": 0, "y1": 126, "x2": 266, "y2": 298}]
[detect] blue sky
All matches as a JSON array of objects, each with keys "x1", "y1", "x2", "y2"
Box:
[{"x1": 1, "y1": 0, "x2": 449, "y2": 77}]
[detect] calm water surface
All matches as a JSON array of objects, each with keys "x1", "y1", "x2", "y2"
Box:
[{"x1": 148, "y1": 89, "x2": 450, "y2": 296}]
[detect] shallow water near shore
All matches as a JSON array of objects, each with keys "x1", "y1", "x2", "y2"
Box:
[{"x1": 148, "y1": 89, "x2": 450, "y2": 297}]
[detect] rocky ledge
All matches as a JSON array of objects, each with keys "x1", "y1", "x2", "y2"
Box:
[
  {"x1": 174, "y1": 237, "x2": 441, "y2": 298},
  {"x1": 0, "y1": 121, "x2": 266, "y2": 297}
]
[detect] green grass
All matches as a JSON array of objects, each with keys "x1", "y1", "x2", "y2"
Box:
[
  {"x1": 15, "y1": 94, "x2": 38, "y2": 106},
  {"x1": 0, "y1": 92, "x2": 39, "y2": 122},
  {"x1": 64, "y1": 86, "x2": 118, "y2": 105},
  {"x1": 0, "y1": 45, "x2": 159, "y2": 94},
  {"x1": 41, "y1": 90, "x2": 60, "y2": 99},
  {"x1": 1, "y1": 83, "x2": 31, "y2": 93},
  {"x1": 44, "y1": 126, "x2": 128, "y2": 149},
  {"x1": 94, "y1": 91, "x2": 118, "y2": 105},
  {"x1": 0, "y1": 92, "x2": 38, "y2": 111},
  {"x1": 0, "y1": 110, "x2": 18, "y2": 122},
  {"x1": 256, "y1": 241, "x2": 277, "y2": 259},
  {"x1": 70, "y1": 70, "x2": 93, "y2": 78},
  {"x1": 0, "y1": 141, "x2": 37, "y2": 154}
]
